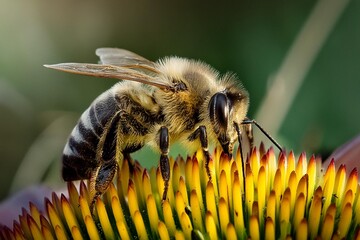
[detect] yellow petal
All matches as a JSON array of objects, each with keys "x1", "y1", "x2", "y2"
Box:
[
  {"x1": 95, "y1": 198, "x2": 115, "y2": 239},
  {"x1": 79, "y1": 181, "x2": 90, "y2": 204},
  {"x1": 108, "y1": 184, "x2": 126, "y2": 226},
  {"x1": 205, "y1": 211, "x2": 218, "y2": 240},
  {"x1": 266, "y1": 191, "x2": 276, "y2": 225},
  {"x1": 79, "y1": 195, "x2": 100, "y2": 240},
  {"x1": 162, "y1": 200, "x2": 176, "y2": 236},
  {"x1": 116, "y1": 220, "x2": 131, "y2": 240},
  {"x1": 229, "y1": 161, "x2": 237, "y2": 210},
  {"x1": 133, "y1": 164, "x2": 145, "y2": 206},
  {"x1": 225, "y1": 223, "x2": 237, "y2": 239},
  {"x1": 295, "y1": 153, "x2": 307, "y2": 178},
  {"x1": 219, "y1": 197, "x2": 229, "y2": 237},
  {"x1": 67, "y1": 182, "x2": 82, "y2": 219},
  {"x1": 27, "y1": 215, "x2": 44, "y2": 240},
  {"x1": 273, "y1": 169, "x2": 282, "y2": 213},
  {"x1": 287, "y1": 171, "x2": 297, "y2": 216},
  {"x1": 175, "y1": 191, "x2": 186, "y2": 223},
  {"x1": 158, "y1": 221, "x2": 170, "y2": 240},
  {"x1": 307, "y1": 156, "x2": 317, "y2": 201},
  {"x1": 308, "y1": 192, "x2": 322, "y2": 239},
  {"x1": 178, "y1": 176, "x2": 189, "y2": 206},
  {"x1": 344, "y1": 168, "x2": 358, "y2": 200},
  {"x1": 146, "y1": 195, "x2": 159, "y2": 234},
  {"x1": 174, "y1": 230, "x2": 186, "y2": 240},
  {"x1": 279, "y1": 191, "x2": 291, "y2": 238},
  {"x1": 219, "y1": 170, "x2": 229, "y2": 203},
  {"x1": 233, "y1": 174, "x2": 245, "y2": 238},
  {"x1": 185, "y1": 156, "x2": 193, "y2": 190},
  {"x1": 207, "y1": 157, "x2": 218, "y2": 195},
  {"x1": 341, "y1": 190, "x2": 354, "y2": 213},
  {"x1": 337, "y1": 202, "x2": 352, "y2": 239},
  {"x1": 40, "y1": 216, "x2": 55, "y2": 240},
  {"x1": 245, "y1": 170, "x2": 254, "y2": 215},
  {"x1": 266, "y1": 148, "x2": 277, "y2": 190},
  {"x1": 279, "y1": 193, "x2": 290, "y2": 224},
  {"x1": 128, "y1": 179, "x2": 140, "y2": 217},
  {"x1": 190, "y1": 190, "x2": 204, "y2": 232},
  {"x1": 46, "y1": 199, "x2": 66, "y2": 238},
  {"x1": 84, "y1": 215, "x2": 100, "y2": 240},
  {"x1": 133, "y1": 210, "x2": 149, "y2": 240},
  {"x1": 249, "y1": 148, "x2": 260, "y2": 185},
  {"x1": 219, "y1": 154, "x2": 231, "y2": 198},
  {"x1": 322, "y1": 161, "x2": 335, "y2": 215},
  {"x1": 205, "y1": 182, "x2": 219, "y2": 228},
  {"x1": 120, "y1": 158, "x2": 131, "y2": 196},
  {"x1": 142, "y1": 169, "x2": 153, "y2": 201},
  {"x1": 293, "y1": 193, "x2": 305, "y2": 229},
  {"x1": 191, "y1": 157, "x2": 204, "y2": 212},
  {"x1": 71, "y1": 226, "x2": 83, "y2": 240},
  {"x1": 296, "y1": 175, "x2": 308, "y2": 207},
  {"x1": 172, "y1": 161, "x2": 181, "y2": 193},
  {"x1": 234, "y1": 146, "x2": 245, "y2": 190},
  {"x1": 249, "y1": 215, "x2": 260, "y2": 239},
  {"x1": 295, "y1": 219, "x2": 308, "y2": 240},
  {"x1": 320, "y1": 213, "x2": 334, "y2": 240},
  {"x1": 41, "y1": 229, "x2": 54, "y2": 240},
  {"x1": 61, "y1": 195, "x2": 80, "y2": 236},
  {"x1": 29, "y1": 203, "x2": 41, "y2": 228},
  {"x1": 257, "y1": 166, "x2": 266, "y2": 227},
  {"x1": 355, "y1": 185, "x2": 360, "y2": 225},
  {"x1": 286, "y1": 151, "x2": 296, "y2": 184},
  {"x1": 179, "y1": 211, "x2": 193, "y2": 239},
  {"x1": 264, "y1": 217, "x2": 275, "y2": 240},
  {"x1": 54, "y1": 225, "x2": 67, "y2": 240},
  {"x1": 278, "y1": 153, "x2": 286, "y2": 190},
  {"x1": 334, "y1": 165, "x2": 347, "y2": 205}
]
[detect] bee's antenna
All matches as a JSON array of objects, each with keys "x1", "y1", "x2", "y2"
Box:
[{"x1": 241, "y1": 118, "x2": 282, "y2": 152}]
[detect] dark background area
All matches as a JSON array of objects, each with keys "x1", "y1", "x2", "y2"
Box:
[{"x1": 0, "y1": 0, "x2": 359, "y2": 200}]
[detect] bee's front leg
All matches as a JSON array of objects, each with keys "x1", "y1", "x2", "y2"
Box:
[
  {"x1": 188, "y1": 126, "x2": 212, "y2": 181},
  {"x1": 241, "y1": 117, "x2": 254, "y2": 150},
  {"x1": 159, "y1": 126, "x2": 170, "y2": 202}
]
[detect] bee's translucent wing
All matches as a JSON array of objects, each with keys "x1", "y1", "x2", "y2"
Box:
[
  {"x1": 96, "y1": 48, "x2": 159, "y2": 73},
  {"x1": 44, "y1": 63, "x2": 170, "y2": 90}
]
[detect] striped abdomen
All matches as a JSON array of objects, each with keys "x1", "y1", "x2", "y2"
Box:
[{"x1": 62, "y1": 90, "x2": 118, "y2": 181}]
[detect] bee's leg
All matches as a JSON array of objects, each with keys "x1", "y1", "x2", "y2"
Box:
[
  {"x1": 90, "y1": 112, "x2": 121, "y2": 211},
  {"x1": 118, "y1": 110, "x2": 148, "y2": 170},
  {"x1": 159, "y1": 126, "x2": 170, "y2": 202},
  {"x1": 90, "y1": 160, "x2": 118, "y2": 210},
  {"x1": 243, "y1": 120, "x2": 254, "y2": 150},
  {"x1": 188, "y1": 126, "x2": 211, "y2": 181}
]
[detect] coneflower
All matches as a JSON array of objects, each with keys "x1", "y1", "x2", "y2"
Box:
[{"x1": 1, "y1": 144, "x2": 359, "y2": 239}]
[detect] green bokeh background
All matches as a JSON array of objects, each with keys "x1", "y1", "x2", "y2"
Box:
[{"x1": 0, "y1": 0, "x2": 359, "y2": 200}]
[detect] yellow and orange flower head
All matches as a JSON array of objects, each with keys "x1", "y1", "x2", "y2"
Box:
[{"x1": 1, "y1": 145, "x2": 360, "y2": 239}]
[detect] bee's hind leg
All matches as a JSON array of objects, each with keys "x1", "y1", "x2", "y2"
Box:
[
  {"x1": 159, "y1": 126, "x2": 170, "y2": 202},
  {"x1": 90, "y1": 160, "x2": 118, "y2": 211},
  {"x1": 89, "y1": 112, "x2": 122, "y2": 211}
]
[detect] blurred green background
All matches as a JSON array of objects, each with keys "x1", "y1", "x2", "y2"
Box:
[{"x1": 0, "y1": 0, "x2": 359, "y2": 201}]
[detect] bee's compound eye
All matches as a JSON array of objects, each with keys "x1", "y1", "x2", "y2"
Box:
[{"x1": 209, "y1": 92, "x2": 229, "y2": 130}]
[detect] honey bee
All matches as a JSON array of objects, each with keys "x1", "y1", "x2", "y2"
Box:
[{"x1": 45, "y1": 48, "x2": 281, "y2": 208}]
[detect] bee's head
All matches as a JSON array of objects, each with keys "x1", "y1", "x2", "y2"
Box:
[{"x1": 209, "y1": 88, "x2": 249, "y2": 155}]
